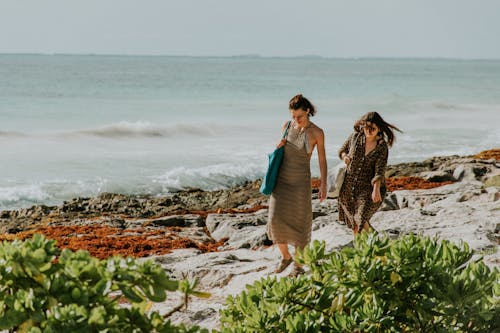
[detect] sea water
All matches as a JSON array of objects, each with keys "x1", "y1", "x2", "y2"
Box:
[{"x1": 1, "y1": 54, "x2": 499, "y2": 210}]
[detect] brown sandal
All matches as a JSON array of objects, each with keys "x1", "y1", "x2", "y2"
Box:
[
  {"x1": 288, "y1": 264, "x2": 305, "y2": 277},
  {"x1": 274, "y1": 258, "x2": 293, "y2": 273}
]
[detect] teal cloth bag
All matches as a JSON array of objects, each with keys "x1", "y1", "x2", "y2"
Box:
[{"x1": 260, "y1": 121, "x2": 291, "y2": 195}]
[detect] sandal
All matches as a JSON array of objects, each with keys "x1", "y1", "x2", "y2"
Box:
[
  {"x1": 274, "y1": 258, "x2": 293, "y2": 273},
  {"x1": 288, "y1": 264, "x2": 305, "y2": 277}
]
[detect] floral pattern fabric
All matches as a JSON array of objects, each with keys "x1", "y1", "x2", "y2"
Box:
[{"x1": 337, "y1": 131, "x2": 388, "y2": 230}]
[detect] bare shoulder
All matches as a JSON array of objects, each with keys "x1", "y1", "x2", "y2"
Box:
[{"x1": 309, "y1": 122, "x2": 324, "y2": 138}]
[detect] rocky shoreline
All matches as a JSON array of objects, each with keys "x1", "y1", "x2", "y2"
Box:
[{"x1": 1, "y1": 149, "x2": 499, "y2": 329}]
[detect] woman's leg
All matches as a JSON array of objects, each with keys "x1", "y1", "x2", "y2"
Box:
[
  {"x1": 354, "y1": 196, "x2": 376, "y2": 234},
  {"x1": 361, "y1": 194, "x2": 383, "y2": 234},
  {"x1": 277, "y1": 243, "x2": 292, "y2": 259},
  {"x1": 293, "y1": 245, "x2": 304, "y2": 263},
  {"x1": 274, "y1": 243, "x2": 293, "y2": 273},
  {"x1": 289, "y1": 245, "x2": 306, "y2": 276},
  {"x1": 360, "y1": 221, "x2": 372, "y2": 232}
]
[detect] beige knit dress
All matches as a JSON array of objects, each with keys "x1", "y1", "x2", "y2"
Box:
[{"x1": 267, "y1": 122, "x2": 312, "y2": 249}]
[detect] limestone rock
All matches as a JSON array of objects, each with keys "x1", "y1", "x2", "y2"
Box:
[
  {"x1": 484, "y1": 175, "x2": 500, "y2": 188},
  {"x1": 135, "y1": 214, "x2": 204, "y2": 227},
  {"x1": 420, "y1": 170, "x2": 456, "y2": 182},
  {"x1": 453, "y1": 165, "x2": 466, "y2": 181},
  {"x1": 206, "y1": 211, "x2": 270, "y2": 249}
]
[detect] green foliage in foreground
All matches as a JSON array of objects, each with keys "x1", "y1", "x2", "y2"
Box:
[
  {"x1": 219, "y1": 233, "x2": 500, "y2": 333},
  {"x1": 0, "y1": 234, "x2": 208, "y2": 333}
]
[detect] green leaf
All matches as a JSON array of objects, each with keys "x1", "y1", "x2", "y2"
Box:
[
  {"x1": 88, "y1": 306, "x2": 106, "y2": 325},
  {"x1": 120, "y1": 285, "x2": 144, "y2": 303},
  {"x1": 192, "y1": 291, "x2": 212, "y2": 299},
  {"x1": 390, "y1": 272, "x2": 402, "y2": 285}
]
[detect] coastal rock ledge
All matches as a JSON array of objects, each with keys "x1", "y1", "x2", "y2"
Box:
[{"x1": 0, "y1": 149, "x2": 499, "y2": 329}]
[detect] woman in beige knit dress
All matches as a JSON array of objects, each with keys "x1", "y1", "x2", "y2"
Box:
[
  {"x1": 338, "y1": 112, "x2": 401, "y2": 235},
  {"x1": 267, "y1": 94, "x2": 327, "y2": 276}
]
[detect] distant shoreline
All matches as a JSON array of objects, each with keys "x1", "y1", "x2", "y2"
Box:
[{"x1": 1, "y1": 53, "x2": 499, "y2": 61}]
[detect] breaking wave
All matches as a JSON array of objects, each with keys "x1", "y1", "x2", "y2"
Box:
[
  {"x1": 75, "y1": 121, "x2": 221, "y2": 138},
  {"x1": 153, "y1": 162, "x2": 264, "y2": 192}
]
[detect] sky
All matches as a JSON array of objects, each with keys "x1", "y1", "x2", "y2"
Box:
[{"x1": 1, "y1": 0, "x2": 499, "y2": 59}]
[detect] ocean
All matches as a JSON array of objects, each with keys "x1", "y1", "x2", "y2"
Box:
[{"x1": 1, "y1": 54, "x2": 499, "y2": 210}]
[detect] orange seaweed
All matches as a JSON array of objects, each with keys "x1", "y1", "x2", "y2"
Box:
[
  {"x1": 314, "y1": 176, "x2": 452, "y2": 192},
  {"x1": 473, "y1": 149, "x2": 500, "y2": 160},
  {"x1": 0, "y1": 225, "x2": 226, "y2": 259},
  {"x1": 386, "y1": 177, "x2": 454, "y2": 191}
]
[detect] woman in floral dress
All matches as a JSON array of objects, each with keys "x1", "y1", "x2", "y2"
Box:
[{"x1": 338, "y1": 112, "x2": 401, "y2": 234}]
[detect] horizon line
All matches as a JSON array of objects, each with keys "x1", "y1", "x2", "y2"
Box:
[{"x1": 0, "y1": 52, "x2": 499, "y2": 61}]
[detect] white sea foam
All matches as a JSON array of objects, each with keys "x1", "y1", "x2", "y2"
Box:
[
  {"x1": 153, "y1": 162, "x2": 263, "y2": 192},
  {"x1": 0, "y1": 184, "x2": 50, "y2": 207},
  {"x1": 0, "y1": 179, "x2": 110, "y2": 211}
]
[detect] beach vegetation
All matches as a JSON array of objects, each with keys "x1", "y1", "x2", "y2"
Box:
[
  {"x1": 219, "y1": 233, "x2": 500, "y2": 332},
  {"x1": 0, "y1": 234, "x2": 208, "y2": 332}
]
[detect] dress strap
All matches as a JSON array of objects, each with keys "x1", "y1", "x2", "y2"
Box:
[{"x1": 282, "y1": 121, "x2": 292, "y2": 140}]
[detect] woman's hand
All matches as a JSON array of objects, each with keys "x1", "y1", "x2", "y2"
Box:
[
  {"x1": 276, "y1": 138, "x2": 286, "y2": 148},
  {"x1": 319, "y1": 182, "x2": 327, "y2": 202},
  {"x1": 371, "y1": 188, "x2": 382, "y2": 203},
  {"x1": 343, "y1": 154, "x2": 351, "y2": 165}
]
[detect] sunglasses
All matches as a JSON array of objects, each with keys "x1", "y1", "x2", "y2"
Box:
[{"x1": 362, "y1": 124, "x2": 377, "y2": 132}]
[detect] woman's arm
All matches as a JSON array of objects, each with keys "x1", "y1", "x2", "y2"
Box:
[
  {"x1": 315, "y1": 128, "x2": 328, "y2": 201},
  {"x1": 338, "y1": 132, "x2": 355, "y2": 165},
  {"x1": 371, "y1": 144, "x2": 388, "y2": 203}
]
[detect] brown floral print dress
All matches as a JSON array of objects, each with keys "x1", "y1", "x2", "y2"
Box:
[{"x1": 338, "y1": 131, "x2": 388, "y2": 230}]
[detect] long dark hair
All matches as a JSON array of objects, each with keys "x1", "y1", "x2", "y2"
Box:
[
  {"x1": 289, "y1": 94, "x2": 316, "y2": 116},
  {"x1": 354, "y1": 112, "x2": 402, "y2": 147}
]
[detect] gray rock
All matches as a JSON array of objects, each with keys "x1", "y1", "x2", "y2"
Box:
[
  {"x1": 149, "y1": 248, "x2": 202, "y2": 266},
  {"x1": 485, "y1": 187, "x2": 500, "y2": 202},
  {"x1": 155, "y1": 249, "x2": 276, "y2": 290},
  {"x1": 456, "y1": 188, "x2": 484, "y2": 202},
  {"x1": 206, "y1": 212, "x2": 270, "y2": 249},
  {"x1": 420, "y1": 170, "x2": 456, "y2": 182},
  {"x1": 206, "y1": 212, "x2": 267, "y2": 238},
  {"x1": 473, "y1": 166, "x2": 490, "y2": 178},
  {"x1": 420, "y1": 209, "x2": 437, "y2": 216},
  {"x1": 484, "y1": 175, "x2": 500, "y2": 188},
  {"x1": 453, "y1": 165, "x2": 466, "y2": 181},
  {"x1": 312, "y1": 199, "x2": 338, "y2": 216},
  {"x1": 136, "y1": 214, "x2": 204, "y2": 227},
  {"x1": 380, "y1": 193, "x2": 400, "y2": 211},
  {"x1": 224, "y1": 227, "x2": 271, "y2": 249}
]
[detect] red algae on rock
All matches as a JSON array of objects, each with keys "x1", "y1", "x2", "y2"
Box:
[
  {"x1": 311, "y1": 178, "x2": 322, "y2": 189},
  {"x1": 163, "y1": 205, "x2": 268, "y2": 219},
  {"x1": 386, "y1": 177, "x2": 454, "y2": 191},
  {"x1": 0, "y1": 225, "x2": 226, "y2": 259},
  {"x1": 314, "y1": 176, "x2": 453, "y2": 192},
  {"x1": 474, "y1": 149, "x2": 500, "y2": 160}
]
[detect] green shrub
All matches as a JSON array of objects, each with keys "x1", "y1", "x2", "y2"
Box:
[
  {"x1": 0, "y1": 234, "x2": 208, "y2": 332},
  {"x1": 219, "y1": 233, "x2": 500, "y2": 332}
]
